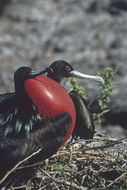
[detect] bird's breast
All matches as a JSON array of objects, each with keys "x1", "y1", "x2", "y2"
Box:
[{"x1": 25, "y1": 75, "x2": 76, "y2": 144}]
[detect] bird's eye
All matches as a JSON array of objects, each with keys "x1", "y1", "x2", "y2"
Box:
[{"x1": 65, "y1": 66, "x2": 71, "y2": 71}]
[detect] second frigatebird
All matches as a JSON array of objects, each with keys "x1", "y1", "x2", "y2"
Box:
[{"x1": 46, "y1": 60, "x2": 104, "y2": 139}]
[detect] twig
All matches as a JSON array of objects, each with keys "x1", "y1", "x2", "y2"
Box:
[
  {"x1": 40, "y1": 169, "x2": 87, "y2": 190},
  {"x1": 11, "y1": 185, "x2": 26, "y2": 190},
  {"x1": 107, "y1": 171, "x2": 127, "y2": 188},
  {"x1": 17, "y1": 161, "x2": 42, "y2": 170},
  {"x1": 0, "y1": 148, "x2": 42, "y2": 185}
]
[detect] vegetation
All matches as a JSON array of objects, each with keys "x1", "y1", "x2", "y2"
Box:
[
  {"x1": 70, "y1": 66, "x2": 118, "y2": 124},
  {"x1": 92, "y1": 67, "x2": 118, "y2": 123}
]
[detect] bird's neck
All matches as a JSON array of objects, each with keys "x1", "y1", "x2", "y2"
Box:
[
  {"x1": 48, "y1": 73, "x2": 73, "y2": 93},
  {"x1": 59, "y1": 78, "x2": 73, "y2": 93},
  {"x1": 15, "y1": 87, "x2": 30, "y2": 102}
]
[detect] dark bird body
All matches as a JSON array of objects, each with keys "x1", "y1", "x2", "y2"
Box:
[
  {"x1": 69, "y1": 90, "x2": 94, "y2": 139},
  {"x1": 0, "y1": 67, "x2": 72, "y2": 180},
  {"x1": 47, "y1": 60, "x2": 104, "y2": 139},
  {"x1": 0, "y1": 61, "x2": 104, "y2": 182}
]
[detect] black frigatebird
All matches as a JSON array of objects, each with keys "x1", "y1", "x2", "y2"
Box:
[{"x1": 0, "y1": 66, "x2": 73, "y2": 178}]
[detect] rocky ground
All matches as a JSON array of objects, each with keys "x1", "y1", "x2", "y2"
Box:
[{"x1": 0, "y1": 0, "x2": 127, "y2": 138}]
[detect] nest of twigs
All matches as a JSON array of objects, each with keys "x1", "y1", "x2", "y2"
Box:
[{"x1": 1, "y1": 131, "x2": 127, "y2": 190}]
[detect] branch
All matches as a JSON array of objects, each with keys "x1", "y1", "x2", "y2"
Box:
[{"x1": 0, "y1": 148, "x2": 42, "y2": 185}]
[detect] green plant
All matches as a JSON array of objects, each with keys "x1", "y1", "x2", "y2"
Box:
[
  {"x1": 69, "y1": 77, "x2": 87, "y2": 99},
  {"x1": 92, "y1": 67, "x2": 118, "y2": 124},
  {"x1": 70, "y1": 67, "x2": 118, "y2": 124},
  {"x1": 51, "y1": 164, "x2": 65, "y2": 177}
]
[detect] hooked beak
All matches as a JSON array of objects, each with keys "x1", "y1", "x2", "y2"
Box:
[
  {"x1": 70, "y1": 70, "x2": 104, "y2": 85},
  {"x1": 29, "y1": 67, "x2": 50, "y2": 78}
]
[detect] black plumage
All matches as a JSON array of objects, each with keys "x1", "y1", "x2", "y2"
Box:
[
  {"x1": 0, "y1": 66, "x2": 71, "y2": 180},
  {"x1": 69, "y1": 90, "x2": 95, "y2": 139},
  {"x1": 47, "y1": 60, "x2": 104, "y2": 139},
  {"x1": 0, "y1": 112, "x2": 71, "y2": 177}
]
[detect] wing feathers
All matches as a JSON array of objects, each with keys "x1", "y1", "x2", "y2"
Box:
[
  {"x1": 69, "y1": 90, "x2": 95, "y2": 139},
  {"x1": 0, "y1": 93, "x2": 43, "y2": 137},
  {"x1": 0, "y1": 112, "x2": 71, "y2": 178}
]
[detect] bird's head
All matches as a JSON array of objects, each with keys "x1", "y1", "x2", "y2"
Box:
[
  {"x1": 14, "y1": 66, "x2": 49, "y2": 95},
  {"x1": 47, "y1": 60, "x2": 104, "y2": 85},
  {"x1": 47, "y1": 60, "x2": 74, "y2": 82}
]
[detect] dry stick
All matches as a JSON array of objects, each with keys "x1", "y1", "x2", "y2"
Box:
[
  {"x1": 38, "y1": 184, "x2": 49, "y2": 190},
  {"x1": 83, "y1": 140, "x2": 126, "y2": 152},
  {"x1": 52, "y1": 181, "x2": 61, "y2": 190},
  {"x1": 17, "y1": 162, "x2": 42, "y2": 170},
  {"x1": 11, "y1": 185, "x2": 26, "y2": 190},
  {"x1": 41, "y1": 169, "x2": 87, "y2": 190},
  {"x1": 0, "y1": 148, "x2": 42, "y2": 185},
  {"x1": 52, "y1": 140, "x2": 126, "y2": 159},
  {"x1": 107, "y1": 171, "x2": 127, "y2": 188}
]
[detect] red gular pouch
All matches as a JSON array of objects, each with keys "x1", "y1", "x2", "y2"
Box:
[{"x1": 25, "y1": 75, "x2": 76, "y2": 145}]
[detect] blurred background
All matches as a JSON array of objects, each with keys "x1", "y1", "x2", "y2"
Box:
[{"x1": 0, "y1": 0, "x2": 127, "y2": 138}]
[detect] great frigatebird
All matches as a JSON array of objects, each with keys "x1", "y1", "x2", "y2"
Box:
[
  {"x1": 46, "y1": 60, "x2": 104, "y2": 139},
  {"x1": 0, "y1": 61, "x2": 104, "y2": 180},
  {"x1": 0, "y1": 66, "x2": 73, "y2": 179}
]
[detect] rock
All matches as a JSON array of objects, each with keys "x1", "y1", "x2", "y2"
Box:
[
  {"x1": 87, "y1": 0, "x2": 127, "y2": 15},
  {"x1": 96, "y1": 124, "x2": 127, "y2": 139},
  {"x1": 0, "y1": 0, "x2": 11, "y2": 16}
]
